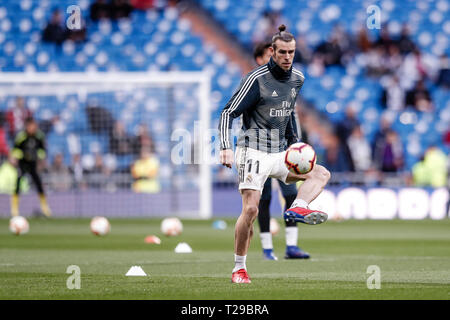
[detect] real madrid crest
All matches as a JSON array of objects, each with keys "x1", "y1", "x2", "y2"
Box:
[{"x1": 291, "y1": 87, "x2": 296, "y2": 99}]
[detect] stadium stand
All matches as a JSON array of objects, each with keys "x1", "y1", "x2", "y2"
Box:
[
  {"x1": 0, "y1": 0, "x2": 243, "y2": 190},
  {"x1": 199, "y1": 0, "x2": 450, "y2": 178},
  {"x1": 0, "y1": 0, "x2": 448, "y2": 192}
]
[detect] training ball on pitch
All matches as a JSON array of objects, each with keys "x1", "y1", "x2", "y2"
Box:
[
  {"x1": 269, "y1": 218, "x2": 280, "y2": 236},
  {"x1": 145, "y1": 235, "x2": 161, "y2": 244},
  {"x1": 161, "y1": 217, "x2": 183, "y2": 236},
  {"x1": 285, "y1": 142, "x2": 317, "y2": 175},
  {"x1": 90, "y1": 216, "x2": 110, "y2": 236},
  {"x1": 9, "y1": 216, "x2": 29, "y2": 235},
  {"x1": 212, "y1": 220, "x2": 227, "y2": 230}
]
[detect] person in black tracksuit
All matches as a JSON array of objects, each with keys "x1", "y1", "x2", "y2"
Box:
[
  {"x1": 253, "y1": 42, "x2": 310, "y2": 260},
  {"x1": 11, "y1": 117, "x2": 51, "y2": 217}
]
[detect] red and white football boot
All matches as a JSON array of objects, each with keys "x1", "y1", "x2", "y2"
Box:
[
  {"x1": 231, "y1": 268, "x2": 251, "y2": 284},
  {"x1": 284, "y1": 206, "x2": 328, "y2": 225}
]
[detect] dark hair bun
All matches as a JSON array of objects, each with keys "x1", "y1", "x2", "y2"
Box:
[{"x1": 278, "y1": 24, "x2": 286, "y2": 32}]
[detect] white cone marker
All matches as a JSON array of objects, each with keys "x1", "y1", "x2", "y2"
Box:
[
  {"x1": 125, "y1": 266, "x2": 147, "y2": 276},
  {"x1": 174, "y1": 242, "x2": 192, "y2": 253}
]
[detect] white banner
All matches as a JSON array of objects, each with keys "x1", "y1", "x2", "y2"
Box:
[{"x1": 309, "y1": 187, "x2": 449, "y2": 220}]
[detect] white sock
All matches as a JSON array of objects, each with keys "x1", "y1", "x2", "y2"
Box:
[
  {"x1": 285, "y1": 226, "x2": 298, "y2": 246},
  {"x1": 232, "y1": 254, "x2": 247, "y2": 273},
  {"x1": 291, "y1": 198, "x2": 308, "y2": 209},
  {"x1": 260, "y1": 232, "x2": 273, "y2": 250}
]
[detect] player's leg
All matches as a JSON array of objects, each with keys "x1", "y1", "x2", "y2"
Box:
[
  {"x1": 232, "y1": 147, "x2": 274, "y2": 283},
  {"x1": 234, "y1": 189, "x2": 260, "y2": 259},
  {"x1": 284, "y1": 165, "x2": 331, "y2": 224},
  {"x1": 232, "y1": 147, "x2": 270, "y2": 283},
  {"x1": 29, "y1": 161, "x2": 51, "y2": 217},
  {"x1": 11, "y1": 161, "x2": 25, "y2": 217},
  {"x1": 232, "y1": 188, "x2": 260, "y2": 283},
  {"x1": 258, "y1": 179, "x2": 277, "y2": 260},
  {"x1": 271, "y1": 152, "x2": 331, "y2": 225},
  {"x1": 278, "y1": 180, "x2": 310, "y2": 259}
]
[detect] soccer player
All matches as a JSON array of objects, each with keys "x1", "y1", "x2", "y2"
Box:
[
  {"x1": 10, "y1": 117, "x2": 52, "y2": 217},
  {"x1": 253, "y1": 42, "x2": 311, "y2": 261},
  {"x1": 219, "y1": 25, "x2": 331, "y2": 283}
]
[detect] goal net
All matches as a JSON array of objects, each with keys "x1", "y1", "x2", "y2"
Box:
[{"x1": 0, "y1": 72, "x2": 212, "y2": 219}]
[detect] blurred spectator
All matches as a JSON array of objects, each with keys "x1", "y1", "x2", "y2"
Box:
[
  {"x1": 42, "y1": 9, "x2": 67, "y2": 45},
  {"x1": 110, "y1": 0, "x2": 134, "y2": 20},
  {"x1": 69, "y1": 154, "x2": 87, "y2": 190},
  {"x1": 90, "y1": 0, "x2": 111, "y2": 21},
  {"x1": 315, "y1": 34, "x2": 343, "y2": 67},
  {"x1": 133, "y1": 123, "x2": 155, "y2": 155},
  {"x1": 436, "y1": 54, "x2": 450, "y2": 89},
  {"x1": 294, "y1": 35, "x2": 313, "y2": 65},
  {"x1": 445, "y1": 129, "x2": 450, "y2": 146},
  {"x1": 365, "y1": 45, "x2": 388, "y2": 77},
  {"x1": 307, "y1": 55, "x2": 325, "y2": 77},
  {"x1": 252, "y1": 10, "x2": 282, "y2": 45},
  {"x1": 334, "y1": 104, "x2": 358, "y2": 172},
  {"x1": 6, "y1": 97, "x2": 32, "y2": 139},
  {"x1": 330, "y1": 24, "x2": 351, "y2": 51},
  {"x1": 405, "y1": 79, "x2": 433, "y2": 112},
  {"x1": 399, "y1": 48, "x2": 433, "y2": 90},
  {"x1": 373, "y1": 129, "x2": 404, "y2": 172},
  {"x1": 336, "y1": 103, "x2": 360, "y2": 142},
  {"x1": 412, "y1": 146, "x2": 448, "y2": 187},
  {"x1": 300, "y1": 105, "x2": 331, "y2": 152},
  {"x1": 38, "y1": 116, "x2": 60, "y2": 135},
  {"x1": 0, "y1": 128, "x2": 9, "y2": 162},
  {"x1": 396, "y1": 24, "x2": 415, "y2": 55},
  {"x1": 0, "y1": 156, "x2": 29, "y2": 194},
  {"x1": 295, "y1": 104, "x2": 310, "y2": 144},
  {"x1": 131, "y1": 148, "x2": 160, "y2": 193},
  {"x1": 375, "y1": 27, "x2": 394, "y2": 52},
  {"x1": 356, "y1": 27, "x2": 372, "y2": 53},
  {"x1": 347, "y1": 125, "x2": 372, "y2": 172},
  {"x1": 66, "y1": 21, "x2": 87, "y2": 43},
  {"x1": 372, "y1": 112, "x2": 392, "y2": 157},
  {"x1": 130, "y1": 0, "x2": 154, "y2": 10},
  {"x1": 48, "y1": 153, "x2": 71, "y2": 191},
  {"x1": 87, "y1": 153, "x2": 111, "y2": 189},
  {"x1": 385, "y1": 44, "x2": 403, "y2": 73},
  {"x1": 330, "y1": 24, "x2": 356, "y2": 64},
  {"x1": 110, "y1": 121, "x2": 134, "y2": 155},
  {"x1": 0, "y1": 112, "x2": 9, "y2": 162},
  {"x1": 86, "y1": 102, "x2": 115, "y2": 134},
  {"x1": 90, "y1": 153, "x2": 109, "y2": 174},
  {"x1": 322, "y1": 131, "x2": 353, "y2": 172},
  {"x1": 381, "y1": 75, "x2": 405, "y2": 111}
]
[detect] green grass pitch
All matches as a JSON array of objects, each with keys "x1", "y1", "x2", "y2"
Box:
[{"x1": 0, "y1": 218, "x2": 449, "y2": 299}]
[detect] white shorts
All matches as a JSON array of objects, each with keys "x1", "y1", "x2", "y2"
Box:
[{"x1": 235, "y1": 146, "x2": 291, "y2": 193}]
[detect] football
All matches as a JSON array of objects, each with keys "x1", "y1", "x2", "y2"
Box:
[
  {"x1": 161, "y1": 217, "x2": 183, "y2": 236},
  {"x1": 285, "y1": 142, "x2": 317, "y2": 175},
  {"x1": 9, "y1": 216, "x2": 29, "y2": 235},
  {"x1": 90, "y1": 216, "x2": 111, "y2": 236}
]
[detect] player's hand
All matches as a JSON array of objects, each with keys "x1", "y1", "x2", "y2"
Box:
[{"x1": 220, "y1": 149, "x2": 234, "y2": 169}]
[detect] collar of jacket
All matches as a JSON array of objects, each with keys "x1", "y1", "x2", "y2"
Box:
[{"x1": 268, "y1": 57, "x2": 292, "y2": 81}]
